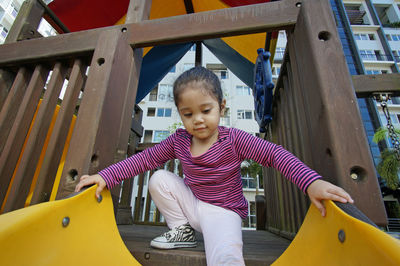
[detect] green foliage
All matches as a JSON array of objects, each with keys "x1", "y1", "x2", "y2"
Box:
[
  {"x1": 373, "y1": 127, "x2": 400, "y2": 190},
  {"x1": 373, "y1": 127, "x2": 389, "y2": 143},
  {"x1": 241, "y1": 160, "x2": 262, "y2": 178},
  {"x1": 167, "y1": 122, "x2": 183, "y2": 134},
  {"x1": 377, "y1": 149, "x2": 400, "y2": 190},
  {"x1": 389, "y1": 21, "x2": 400, "y2": 28}
]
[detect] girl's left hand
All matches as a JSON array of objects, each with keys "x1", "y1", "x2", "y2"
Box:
[{"x1": 306, "y1": 179, "x2": 354, "y2": 217}]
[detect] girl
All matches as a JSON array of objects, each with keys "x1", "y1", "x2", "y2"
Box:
[{"x1": 75, "y1": 66, "x2": 353, "y2": 265}]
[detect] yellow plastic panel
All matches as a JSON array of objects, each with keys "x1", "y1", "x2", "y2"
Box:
[
  {"x1": 273, "y1": 200, "x2": 400, "y2": 266},
  {"x1": 0, "y1": 186, "x2": 140, "y2": 266}
]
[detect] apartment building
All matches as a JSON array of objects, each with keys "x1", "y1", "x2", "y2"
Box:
[
  {"x1": 338, "y1": 0, "x2": 400, "y2": 222},
  {"x1": 0, "y1": 0, "x2": 23, "y2": 43}
]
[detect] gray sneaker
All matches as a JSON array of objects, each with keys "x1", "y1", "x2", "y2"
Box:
[{"x1": 150, "y1": 223, "x2": 197, "y2": 249}]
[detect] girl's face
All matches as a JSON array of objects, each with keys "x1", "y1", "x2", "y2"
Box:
[{"x1": 177, "y1": 83, "x2": 225, "y2": 143}]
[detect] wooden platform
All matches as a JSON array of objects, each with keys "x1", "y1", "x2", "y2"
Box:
[{"x1": 119, "y1": 224, "x2": 291, "y2": 265}]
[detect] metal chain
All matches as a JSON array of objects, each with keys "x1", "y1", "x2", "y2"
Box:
[{"x1": 374, "y1": 93, "x2": 400, "y2": 160}]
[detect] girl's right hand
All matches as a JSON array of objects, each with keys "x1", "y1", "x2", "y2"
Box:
[{"x1": 75, "y1": 174, "x2": 106, "y2": 199}]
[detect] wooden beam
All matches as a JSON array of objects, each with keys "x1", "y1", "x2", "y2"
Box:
[
  {"x1": 0, "y1": 0, "x2": 299, "y2": 67},
  {"x1": 353, "y1": 73, "x2": 400, "y2": 98}
]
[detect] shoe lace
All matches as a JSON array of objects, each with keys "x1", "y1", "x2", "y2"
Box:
[{"x1": 162, "y1": 224, "x2": 192, "y2": 241}]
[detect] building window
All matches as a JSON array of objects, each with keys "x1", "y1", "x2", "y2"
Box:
[
  {"x1": 365, "y1": 69, "x2": 381, "y2": 75},
  {"x1": 11, "y1": 6, "x2": 18, "y2": 18},
  {"x1": 236, "y1": 85, "x2": 251, "y2": 96},
  {"x1": 242, "y1": 201, "x2": 256, "y2": 228},
  {"x1": 275, "y1": 47, "x2": 285, "y2": 59},
  {"x1": 153, "y1": 131, "x2": 169, "y2": 142},
  {"x1": 272, "y1": 66, "x2": 281, "y2": 76},
  {"x1": 237, "y1": 110, "x2": 253, "y2": 120},
  {"x1": 147, "y1": 107, "x2": 156, "y2": 117},
  {"x1": 242, "y1": 175, "x2": 258, "y2": 189},
  {"x1": 157, "y1": 108, "x2": 172, "y2": 117},
  {"x1": 391, "y1": 34, "x2": 400, "y2": 41},
  {"x1": 169, "y1": 65, "x2": 176, "y2": 73},
  {"x1": 158, "y1": 84, "x2": 174, "y2": 102},
  {"x1": 359, "y1": 49, "x2": 376, "y2": 60},
  {"x1": 1, "y1": 27, "x2": 8, "y2": 38},
  {"x1": 220, "y1": 107, "x2": 230, "y2": 126},
  {"x1": 354, "y1": 33, "x2": 370, "y2": 40},
  {"x1": 211, "y1": 69, "x2": 228, "y2": 80},
  {"x1": 220, "y1": 70, "x2": 227, "y2": 79},
  {"x1": 386, "y1": 34, "x2": 392, "y2": 41},
  {"x1": 143, "y1": 130, "x2": 153, "y2": 143},
  {"x1": 149, "y1": 87, "x2": 158, "y2": 101}
]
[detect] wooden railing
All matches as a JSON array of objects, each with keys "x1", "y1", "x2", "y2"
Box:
[
  {"x1": 0, "y1": 26, "x2": 140, "y2": 213},
  {"x1": 129, "y1": 149, "x2": 182, "y2": 226},
  {"x1": 0, "y1": 0, "x2": 141, "y2": 214},
  {"x1": 0, "y1": 58, "x2": 89, "y2": 212}
]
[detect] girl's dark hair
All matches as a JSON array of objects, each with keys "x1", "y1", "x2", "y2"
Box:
[{"x1": 173, "y1": 66, "x2": 223, "y2": 107}]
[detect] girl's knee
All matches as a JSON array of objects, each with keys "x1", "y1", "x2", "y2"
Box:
[{"x1": 148, "y1": 170, "x2": 167, "y2": 191}]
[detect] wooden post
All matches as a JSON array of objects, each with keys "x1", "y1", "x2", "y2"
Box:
[
  {"x1": 5, "y1": 0, "x2": 44, "y2": 43},
  {"x1": 256, "y1": 195, "x2": 266, "y2": 230},
  {"x1": 117, "y1": 106, "x2": 144, "y2": 224},
  {"x1": 0, "y1": 71, "x2": 15, "y2": 110},
  {"x1": 56, "y1": 29, "x2": 135, "y2": 199},
  {"x1": 287, "y1": 0, "x2": 386, "y2": 225},
  {"x1": 1, "y1": 0, "x2": 44, "y2": 112},
  {"x1": 112, "y1": 0, "x2": 152, "y2": 220},
  {"x1": 0, "y1": 68, "x2": 32, "y2": 153}
]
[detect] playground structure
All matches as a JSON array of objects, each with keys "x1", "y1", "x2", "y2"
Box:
[
  {"x1": 1, "y1": 185, "x2": 399, "y2": 265},
  {"x1": 1, "y1": 0, "x2": 400, "y2": 264}
]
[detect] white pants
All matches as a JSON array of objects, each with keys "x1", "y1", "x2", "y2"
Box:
[{"x1": 148, "y1": 170, "x2": 245, "y2": 266}]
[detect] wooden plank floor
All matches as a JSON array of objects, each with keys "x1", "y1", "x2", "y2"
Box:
[{"x1": 119, "y1": 224, "x2": 290, "y2": 265}]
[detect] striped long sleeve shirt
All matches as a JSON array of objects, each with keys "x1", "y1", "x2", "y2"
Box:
[{"x1": 99, "y1": 126, "x2": 321, "y2": 219}]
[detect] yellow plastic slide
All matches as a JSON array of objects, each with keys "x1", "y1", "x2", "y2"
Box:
[
  {"x1": 1, "y1": 185, "x2": 400, "y2": 266},
  {"x1": 0, "y1": 186, "x2": 140, "y2": 266},
  {"x1": 273, "y1": 200, "x2": 400, "y2": 265}
]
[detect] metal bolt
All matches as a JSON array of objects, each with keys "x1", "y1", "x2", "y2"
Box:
[
  {"x1": 350, "y1": 173, "x2": 358, "y2": 180},
  {"x1": 62, "y1": 217, "x2": 70, "y2": 227},
  {"x1": 338, "y1": 229, "x2": 345, "y2": 243},
  {"x1": 97, "y1": 194, "x2": 103, "y2": 203},
  {"x1": 144, "y1": 252, "x2": 150, "y2": 260}
]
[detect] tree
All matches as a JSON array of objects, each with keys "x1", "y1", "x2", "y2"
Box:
[
  {"x1": 388, "y1": 21, "x2": 400, "y2": 28},
  {"x1": 373, "y1": 127, "x2": 400, "y2": 190}
]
